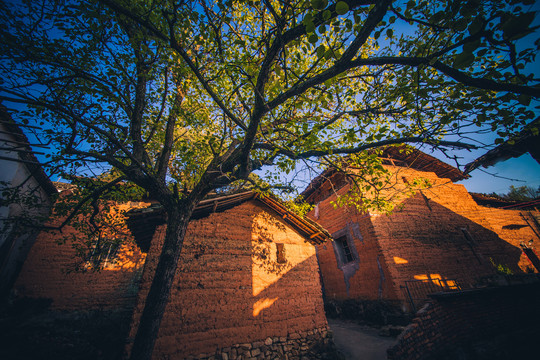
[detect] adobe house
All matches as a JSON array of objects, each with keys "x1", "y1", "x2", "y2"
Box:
[
  {"x1": 14, "y1": 190, "x2": 334, "y2": 359},
  {"x1": 302, "y1": 146, "x2": 540, "y2": 311},
  {"x1": 0, "y1": 106, "x2": 57, "y2": 298}
]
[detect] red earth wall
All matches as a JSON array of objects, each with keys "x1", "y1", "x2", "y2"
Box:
[
  {"x1": 14, "y1": 201, "x2": 147, "y2": 311},
  {"x1": 307, "y1": 165, "x2": 539, "y2": 304},
  {"x1": 127, "y1": 200, "x2": 329, "y2": 359}
]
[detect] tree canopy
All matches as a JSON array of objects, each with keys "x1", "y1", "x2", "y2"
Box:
[
  {"x1": 1, "y1": 0, "x2": 539, "y2": 358},
  {"x1": 494, "y1": 185, "x2": 540, "y2": 201}
]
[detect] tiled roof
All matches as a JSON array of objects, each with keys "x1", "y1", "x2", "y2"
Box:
[
  {"x1": 126, "y1": 191, "x2": 331, "y2": 252},
  {"x1": 301, "y1": 145, "x2": 467, "y2": 201}
]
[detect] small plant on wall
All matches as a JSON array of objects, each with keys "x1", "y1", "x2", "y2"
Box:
[{"x1": 489, "y1": 258, "x2": 514, "y2": 275}]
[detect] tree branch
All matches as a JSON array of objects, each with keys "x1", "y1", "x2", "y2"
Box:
[
  {"x1": 156, "y1": 82, "x2": 183, "y2": 181},
  {"x1": 254, "y1": 136, "x2": 478, "y2": 160},
  {"x1": 44, "y1": 176, "x2": 124, "y2": 231}
]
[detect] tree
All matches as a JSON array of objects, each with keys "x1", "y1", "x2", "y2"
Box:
[
  {"x1": 1, "y1": 0, "x2": 538, "y2": 358},
  {"x1": 499, "y1": 185, "x2": 540, "y2": 201}
]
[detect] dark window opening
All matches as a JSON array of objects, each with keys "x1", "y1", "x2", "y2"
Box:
[
  {"x1": 336, "y1": 235, "x2": 354, "y2": 263},
  {"x1": 332, "y1": 226, "x2": 360, "y2": 268},
  {"x1": 276, "y1": 243, "x2": 286, "y2": 264},
  {"x1": 87, "y1": 239, "x2": 120, "y2": 269}
]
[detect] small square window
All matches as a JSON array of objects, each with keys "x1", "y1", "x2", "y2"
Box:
[
  {"x1": 335, "y1": 235, "x2": 355, "y2": 263},
  {"x1": 86, "y1": 238, "x2": 120, "y2": 269},
  {"x1": 332, "y1": 226, "x2": 359, "y2": 268},
  {"x1": 276, "y1": 243, "x2": 286, "y2": 264}
]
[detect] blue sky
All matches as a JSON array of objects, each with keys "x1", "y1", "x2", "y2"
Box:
[
  {"x1": 456, "y1": 153, "x2": 540, "y2": 194},
  {"x1": 3, "y1": 0, "x2": 539, "y2": 197}
]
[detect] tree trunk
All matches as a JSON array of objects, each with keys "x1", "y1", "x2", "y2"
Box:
[{"x1": 129, "y1": 202, "x2": 195, "y2": 360}]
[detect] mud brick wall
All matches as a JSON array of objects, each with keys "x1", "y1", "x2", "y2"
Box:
[
  {"x1": 307, "y1": 165, "x2": 537, "y2": 304},
  {"x1": 127, "y1": 200, "x2": 328, "y2": 359},
  {"x1": 308, "y1": 182, "x2": 398, "y2": 301},
  {"x1": 373, "y1": 166, "x2": 538, "y2": 295},
  {"x1": 372, "y1": 166, "x2": 505, "y2": 295},
  {"x1": 388, "y1": 279, "x2": 540, "y2": 360},
  {"x1": 14, "y1": 203, "x2": 147, "y2": 311},
  {"x1": 475, "y1": 207, "x2": 540, "y2": 272}
]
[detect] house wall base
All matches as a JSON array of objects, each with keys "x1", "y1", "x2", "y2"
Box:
[
  {"x1": 185, "y1": 326, "x2": 334, "y2": 360},
  {"x1": 387, "y1": 276, "x2": 540, "y2": 360},
  {"x1": 324, "y1": 298, "x2": 410, "y2": 326}
]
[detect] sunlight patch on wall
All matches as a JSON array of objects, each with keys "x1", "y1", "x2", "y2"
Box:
[
  {"x1": 103, "y1": 247, "x2": 146, "y2": 271},
  {"x1": 393, "y1": 256, "x2": 408, "y2": 264},
  {"x1": 414, "y1": 273, "x2": 442, "y2": 285},
  {"x1": 251, "y1": 210, "x2": 315, "y2": 297},
  {"x1": 253, "y1": 297, "x2": 279, "y2": 317},
  {"x1": 414, "y1": 274, "x2": 459, "y2": 289}
]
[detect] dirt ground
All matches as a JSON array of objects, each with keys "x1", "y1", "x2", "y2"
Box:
[
  {"x1": 328, "y1": 318, "x2": 398, "y2": 360},
  {"x1": 0, "y1": 299, "x2": 131, "y2": 360},
  {"x1": 1, "y1": 298, "x2": 399, "y2": 360}
]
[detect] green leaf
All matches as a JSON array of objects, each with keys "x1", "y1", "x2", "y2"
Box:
[
  {"x1": 429, "y1": 11, "x2": 444, "y2": 24},
  {"x1": 323, "y1": 10, "x2": 332, "y2": 20},
  {"x1": 518, "y1": 94, "x2": 531, "y2": 106},
  {"x1": 386, "y1": 29, "x2": 393, "y2": 38},
  {"x1": 468, "y1": 17, "x2": 483, "y2": 34},
  {"x1": 308, "y1": 34, "x2": 319, "y2": 43},
  {"x1": 463, "y1": 40, "x2": 481, "y2": 54},
  {"x1": 501, "y1": 12, "x2": 535, "y2": 39},
  {"x1": 316, "y1": 45, "x2": 326, "y2": 58},
  {"x1": 454, "y1": 18, "x2": 468, "y2": 32},
  {"x1": 311, "y1": 0, "x2": 328, "y2": 10},
  {"x1": 335, "y1": 1, "x2": 349, "y2": 15},
  {"x1": 305, "y1": 20, "x2": 316, "y2": 33},
  {"x1": 453, "y1": 52, "x2": 475, "y2": 68},
  {"x1": 324, "y1": 49, "x2": 334, "y2": 60}
]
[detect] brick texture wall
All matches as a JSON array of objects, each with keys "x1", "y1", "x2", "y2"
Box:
[
  {"x1": 309, "y1": 183, "x2": 398, "y2": 302},
  {"x1": 127, "y1": 200, "x2": 329, "y2": 359},
  {"x1": 14, "y1": 202, "x2": 147, "y2": 311},
  {"x1": 475, "y1": 207, "x2": 540, "y2": 272},
  {"x1": 307, "y1": 165, "x2": 539, "y2": 304},
  {"x1": 388, "y1": 278, "x2": 540, "y2": 359}
]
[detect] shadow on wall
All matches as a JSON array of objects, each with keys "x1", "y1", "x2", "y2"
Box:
[
  {"x1": 372, "y1": 193, "x2": 526, "y2": 291},
  {"x1": 132, "y1": 202, "x2": 330, "y2": 359},
  {"x1": 250, "y1": 209, "x2": 320, "y2": 317},
  {"x1": 387, "y1": 280, "x2": 540, "y2": 360},
  {"x1": 320, "y1": 191, "x2": 528, "y2": 317},
  {"x1": 316, "y1": 194, "x2": 524, "y2": 324},
  {"x1": 13, "y1": 226, "x2": 147, "y2": 311}
]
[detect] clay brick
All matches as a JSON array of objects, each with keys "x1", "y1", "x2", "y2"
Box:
[
  {"x1": 127, "y1": 201, "x2": 328, "y2": 358},
  {"x1": 14, "y1": 203, "x2": 147, "y2": 311},
  {"x1": 308, "y1": 165, "x2": 539, "y2": 305}
]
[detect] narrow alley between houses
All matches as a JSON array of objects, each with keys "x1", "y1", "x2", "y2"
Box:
[{"x1": 328, "y1": 319, "x2": 398, "y2": 360}]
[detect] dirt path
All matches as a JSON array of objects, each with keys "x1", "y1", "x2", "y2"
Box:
[{"x1": 328, "y1": 319, "x2": 398, "y2": 360}]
